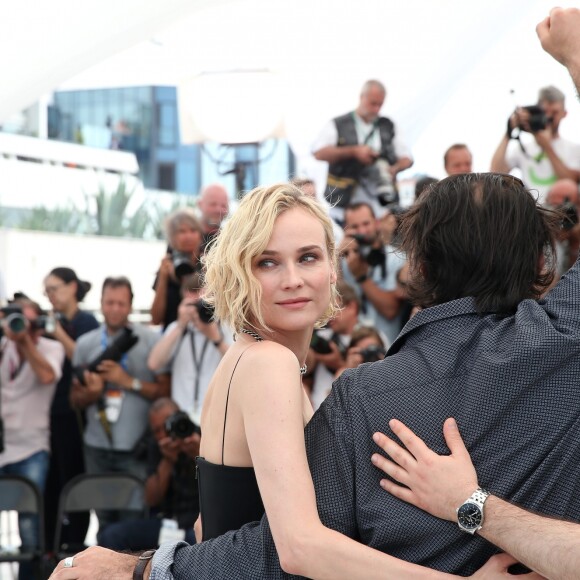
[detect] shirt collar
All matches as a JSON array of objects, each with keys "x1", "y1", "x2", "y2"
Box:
[{"x1": 388, "y1": 296, "x2": 479, "y2": 355}]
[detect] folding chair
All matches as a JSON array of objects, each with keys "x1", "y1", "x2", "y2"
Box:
[
  {"x1": 0, "y1": 474, "x2": 45, "y2": 579},
  {"x1": 53, "y1": 473, "x2": 146, "y2": 561}
]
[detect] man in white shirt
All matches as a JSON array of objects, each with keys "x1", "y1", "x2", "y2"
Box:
[{"x1": 491, "y1": 85, "x2": 580, "y2": 204}]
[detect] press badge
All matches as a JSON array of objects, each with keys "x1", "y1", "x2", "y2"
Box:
[
  {"x1": 104, "y1": 389, "x2": 124, "y2": 423},
  {"x1": 158, "y1": 518, "x2": 185, "y2": 545}
]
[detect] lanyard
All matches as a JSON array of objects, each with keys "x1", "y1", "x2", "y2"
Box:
[{"x1": 189, "y1": 328, "x2": 209, "y2": 412}]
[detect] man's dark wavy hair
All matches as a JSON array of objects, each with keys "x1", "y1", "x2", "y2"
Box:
[{"x1": 398, "y1": 173, "x2": 561, "y2": 315}]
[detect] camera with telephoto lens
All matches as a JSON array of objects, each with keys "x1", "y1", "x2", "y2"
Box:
[
  {"x1": 350, "y1": 235, "x2": 385, "y2": 268},
  {"x1": 517, "y1": 105, "x2": 549, "y2": 133},
  {"x1": 171, "y1": 249, "x2": 196, "y2": 280},
  {"x1": 0, "y1": 305, "x2": 55, "y2": 336},
  {"x1": 72, "y1": 327, "x2": 139, "y2": 386},
  {"x1": 359, "y1": 345, "x2": 386, "y2": 363},
  {"x1": 374, "y1": 159, "x2": 399, "y2": 207},
  {"x1": 165, "y1": 411, "x2": 201, "y2": 439}
]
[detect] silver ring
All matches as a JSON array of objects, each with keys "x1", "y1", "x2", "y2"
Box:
[{"x1": 63, "y1": 556, "x2": 75, "y2": 568}]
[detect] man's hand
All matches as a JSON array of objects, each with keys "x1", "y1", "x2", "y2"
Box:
[
  {"x1": 339, "y1": 237, "x2": 369, "y2": 279},
  {"x1": 177, "y1": 299, "x2": 197, "y2": 329},
  {"x1": 50, "y1": 546, "x2": 139, "y2": 579},
  {"x1": 158, "y1": 254, "x2": 175, "y2": 283},
  {"x1": 371, "y1": 418, "x2": 478, "y2": 522},
  {"x1": 96, "y1": 360, "x2": 132, "y2": 388},
  {"x1": 537, "y1": 7, "x2": 580, "y2": 68},
  {"x1": 312, "y1": 341, "x2": 345, "y2": 372},
  {"x1": 194, "y1": 514, "x2": 203, "y2": 544},
  {"x1": 533, "y1": 127, "x2": 552, "y2": 149},
  {"x1": 353, "y1": 145, "x2": 378, "y2": 166},
  {"x1": 469, "y1": 553, "x2": 544, "y2": 580},
  {"x1": 181, "y1": 432, "x2": 201, "y2": 460},
  {"x1": 84, "y1": 371, "x2": 105, "y2": 397},
  {"x1": 158, "y1": 436, "x2": 183, "y2": 464}
]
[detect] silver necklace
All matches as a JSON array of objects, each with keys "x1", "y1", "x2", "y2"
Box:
[{"x1": 240, "y1": 328, "x2": 308, "y2": 376}]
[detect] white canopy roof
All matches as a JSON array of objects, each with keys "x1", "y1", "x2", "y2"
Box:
[{"x1": 2, "y1": 0, "x2": 579, "y2": 178}]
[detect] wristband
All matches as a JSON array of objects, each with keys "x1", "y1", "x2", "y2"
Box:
[
  {"x1": 356, "y1": 274, "x2": 369, "y2": 284},
  {"x1": 133, "y1": 549, "x2": 156, "y2": 580}
]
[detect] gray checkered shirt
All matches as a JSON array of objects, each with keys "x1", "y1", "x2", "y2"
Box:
[{"x1": 151, "y1": 257, "x2": 580, "y2": 578}]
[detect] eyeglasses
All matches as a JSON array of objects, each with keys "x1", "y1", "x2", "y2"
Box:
[{"x1": 44, "y1": 283, "x2": 65, "y2": 296}]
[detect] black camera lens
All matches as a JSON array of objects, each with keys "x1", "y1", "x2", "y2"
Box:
[
  {"x1": 165, "y1": 411, "x2": 197, "y2": 439},
  {"x1": 195, "y1": 300, "x2": 215, "y2": 324}
]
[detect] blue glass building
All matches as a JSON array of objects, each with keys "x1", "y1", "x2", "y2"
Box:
[{"x1": 49, "y1": 86, "x2": 294, "y2": 194}]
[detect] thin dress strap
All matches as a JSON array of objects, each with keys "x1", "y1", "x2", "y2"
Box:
[{"x1": 221, "y1": 345, "x2": 257, "y2": 465}]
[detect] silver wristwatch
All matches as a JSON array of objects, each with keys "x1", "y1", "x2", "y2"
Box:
[
  {"x1": 131, "y1": 378, "x2": 143, "y2": 392},
  {"x1": 456, "y1": 487, "x2": 489, "y2": 534}
]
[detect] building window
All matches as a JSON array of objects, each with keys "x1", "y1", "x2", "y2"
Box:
[{"x1": 158, "y1": 163, "x2": 176, "y2": 191}]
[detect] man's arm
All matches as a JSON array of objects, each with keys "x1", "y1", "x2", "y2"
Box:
[
  {"x1": 372, "y1": 418, "x2": 580, "y2": 580},
  {"x1": 314, "y1": 144, "x2": 377, "y2": 166},
  {"x1": 17, "y1": 334, "x2": 61, "y2": 384},
  {"x1": 358, "y1": 277, "x2": 402, "y2": 320},
  {"x1": 147, "y1": 322, "x2": 182, "y2": 371},
  {"x1": 490, "y1": 135, "x2": 512, "y2": 174},
  {"x1": 536, "y1": 7, "x2": 580, "y2": 94}
]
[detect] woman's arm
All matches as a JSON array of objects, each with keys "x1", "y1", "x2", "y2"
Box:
[
  {"x1": 237, "y1": 344, "x2": 478, "y2": 580},
  {"x1": 372, "y1": 418, "x2": 576, "y2": 580}
]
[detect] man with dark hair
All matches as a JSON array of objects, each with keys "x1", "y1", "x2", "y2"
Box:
[
  {"x1": 491, "y1": 83, "x2": 580, "y2": 204},
  {"x1": 443, "y1": 144, "x2": 472, "y2": 175},
  {"x1": 71, "y1": 276, "x2": 170, "y2": 532},
  {"x1": 312, "y1": 80, "x2": 413, "y2": 223}
]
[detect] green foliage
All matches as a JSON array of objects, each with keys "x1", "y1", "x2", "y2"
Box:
[{"x1": 12, "y1": 181, "x2": 199, "y2": 239}]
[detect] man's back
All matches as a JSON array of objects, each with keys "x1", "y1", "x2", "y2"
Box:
[{"x1": 307, "y1": 256, "x2": 580, "y2": 574}]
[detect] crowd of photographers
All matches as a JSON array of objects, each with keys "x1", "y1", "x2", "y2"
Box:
[{"x1": 1, "y1": 77, "x2": 580, "y2": 574}]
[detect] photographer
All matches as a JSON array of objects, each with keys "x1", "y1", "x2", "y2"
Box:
[
  {"x1": 98, "y1": 398, "x2": 199, "y2": 550},
  {"x1": 339, "y1": 202, "x2": 407, "y2": 344},
  {"x1": 312, "y1": 79, "x2": 413, "y2": 224},
  {"x1": 150, "y1": 209, "x2": 204, "y2": 329},
  {"x1": 490, "y1": 85, "x2": 580, "y2": 204},
  {"x1": 148, "y1": 273, "x2": 230, "y2": 425},
  {"x1": 71, "y1": 277, "x2": 170, "y2": 529},
  {"x1": 305, "y1": 282, "x2": 359, "y2": 410},
  {"x1": 335, "y1": 326, "x2": 386, "y2": 380},
  {"x1": 42, "y1": 267, "x2": 99, "y2": 552},
  {"x1": 0, "y1": 296, "x2": 65, "y2": 580}
]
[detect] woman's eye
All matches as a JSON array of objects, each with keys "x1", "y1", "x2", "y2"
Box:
[
  {"x1": 258, "y1": 259, "x2": 276, "y2": 269},
  {"x1": 301, "y1": 253, "x2": 318, "y2": 263}
]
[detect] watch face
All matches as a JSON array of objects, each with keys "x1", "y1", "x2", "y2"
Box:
[{"x1": 457, "y1": 502, "x2": 482, "y2": 530}]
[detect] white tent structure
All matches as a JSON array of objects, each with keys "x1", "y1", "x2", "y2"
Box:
[{"x1": 2, "y1": 0, "x2": 580, "y2": 178}]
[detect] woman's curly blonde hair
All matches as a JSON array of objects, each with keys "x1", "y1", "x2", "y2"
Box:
[{"x1": 202, "y1": 182, "x2": 339, "y2": 333}]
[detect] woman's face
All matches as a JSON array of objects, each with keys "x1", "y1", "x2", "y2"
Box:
[
  {"x1": 44, "y1": 274, "x2": 77, "y2": 311},
  {"x1": 172, "y1": 223, "x2": 201, "y2": 255},
  {"x1": 252, "y1": 207, "x2": 336, "y2": 334}
]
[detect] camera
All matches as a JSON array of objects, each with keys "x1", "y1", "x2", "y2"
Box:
[
  {"x1": 359, "y1": 345, "x2": 386, "y2": 363},
  {"x1": 310, "y1": 331, "x2": 333, "y2": 355},
  {"x1": 171, "y1": 249, "x2": 196, "y2": 280},
  {"x1": 195, "y1": 299, "x2": 215, "y2": 324},
  {"x1": 517, "y1": 105, "x2": 549, "y2": 133},
  {"x1": 558, "y1": 201, "x2": 579, "y2": 232},
  {"x1": 165, "y1": 411, "x2": 200, "y2": 439},
  {"x1": 73, "y1": 327, "x2": 139, "y2": 385},
  {"x1": 374, "y1": 159, "x2": 399, "y2": 207},
  {"x1": 350, "y1": 235, "x2": 385, "y2": 268}
]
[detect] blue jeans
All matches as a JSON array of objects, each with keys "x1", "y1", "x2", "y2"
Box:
[{"x1": 0, "y1": 450, "x2": 50, "y2": 580}]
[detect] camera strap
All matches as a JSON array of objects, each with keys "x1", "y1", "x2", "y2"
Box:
[{"x1": 189, "y1": 329, "x2": 210, "y2": 418}]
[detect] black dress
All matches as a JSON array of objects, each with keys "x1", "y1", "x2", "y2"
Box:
[{"x1": 196, "y1": 348, "x2": 265, "y2": 541}]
